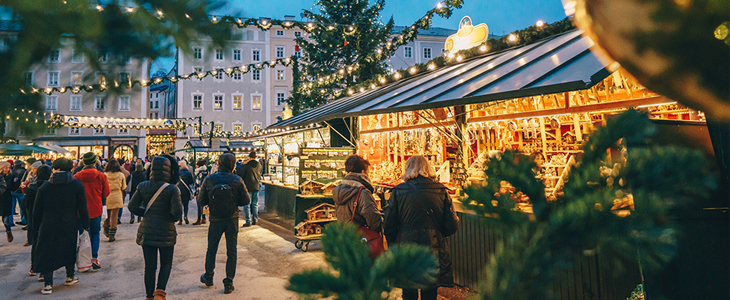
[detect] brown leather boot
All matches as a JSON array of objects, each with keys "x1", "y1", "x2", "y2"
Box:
[
  {"x1": 153, "y1": 289, "x2": 166, "y2": 300},
  {"x1": 177, "y1": 220, "x2": 182, "y2": 225},
  {"x1": 6, "y1": 231, "x2": 13, "y2": 243},
  {"x1": 108, "y1": 228, "x2": 116, "y2": 242},
  {"x1": 103, "y1": 221, "x2": 110, "y2": 238},
  {"x1": 130, "y1": 217, "x2": 135, "y2": 224},
  {"x1": 193, "y1": 219, "x2": 201, "y2": 225}
]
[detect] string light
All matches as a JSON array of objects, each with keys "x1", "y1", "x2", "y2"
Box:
[{"x1": 536, "y1": 20, "x2": 545, "y2": 27}]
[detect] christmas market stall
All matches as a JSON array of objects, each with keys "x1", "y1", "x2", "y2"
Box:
[
  {"x1": 268, "y1": 26, "x2": 708, "y2": 295},
  {"x1": 182, "y1": 139, "x2": 229, "y2": 164}
]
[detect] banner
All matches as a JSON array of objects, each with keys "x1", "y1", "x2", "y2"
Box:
[{"x1": 60, "y1": 115, "x2": 178, "y2": 129}]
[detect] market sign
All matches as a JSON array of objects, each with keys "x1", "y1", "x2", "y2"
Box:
[
  {"x1": 445, "y1": 16, "x2": 489, "y2": 53},
  {"x1": 62, "y1": 115, "x2": 177, "y2": 129}
]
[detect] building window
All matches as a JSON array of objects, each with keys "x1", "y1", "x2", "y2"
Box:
[
  {"x1": 47, "y1": 71, "x2": 60, "y2": 87},
  {"x1": 193, "y1": 94, "x2": 203, "y2": 110},
  {"x1": 214, "y1": 124, "x2": 223, "y2": 132},
  {"x1": 96, "y1": 72, "x2": 106, "y2": 86},
  {"x1": 232, "y1": 71, "x2": 242, "y2": 81},
  {"x1": 252, "y1": 123, "x2": 262, "y2": 133},
  {"x1": 214, "y1": 68, "x2": 223, "y2": 81},
  {"x1": 45, "y1": 95, "x2": 58, "y2": 111},
  {"x1": 293, "y1": 46, "x2": 301, "y2": 57},
  {"x1": 118, "y1": 128, "x2": 129, "y2": 135},
  {"x1": 232, "y1": 49, "x2": 241, "y2": 61},
  {"x1": 70, "y1": 95, "x2": 82, "y2": 111},
  {"x1": 151, "y1": 99, "x2": 159, "y2": 109},
  {"x1": 233, "y1": 124, "x2": 242, "y2": 135},
  {"x1": 49, "y1": 49, "x2": 60, "y2": 63},
  {"x1": 214, "y1": 94, "x2": 223, "y2": 110},
  {"x1": 276, "y1": 30, "x2": 284, "y2": 36},
  {"x1": 193, "y1": 67, "x2": 203, "y2": 81},
  {"x1": 72, "y1": 50, "x2": 84, "y2": 63},
  {"x1": 118, "y1": 72, "x2": 130, "y2": 86},
  {"x1": 93, "y1": 128, "x2": 105, "y2": 135},
  {"x1": 276, "y1": 69, "x2": 285, "y2": 81},
  {"x1": 69, "y1": 127, "x2": 80, "y2": 136},
  {"x1": 95, "y1": 95, "x2": 105, "y2": 111},
  {"x1": 25, "y1": 71, "x2": 33, "y2": 86},
  {"x1": 71, "y1": 71, "x2": 83, "y2": 86},
  {"x1": 294, "y1": 31, "x2": 301, "y2": 37},
  {"x1": 424, "y1": 47, "x2": 432, "y2": 59},
  {"x1": 251, "y1": 95, "x2": 261, "y2": 111},
  {"x1": 150, "y1": 112, "x2": 159, "y2": 118},
  {"x1": 252, "y1": 69, "x2": 260, "y2": 82},
  {"x1": 404, "y1": 46, "x2": 412, "y2": 58},
  {"x1": 276, "y1": 92, "x2": 285, "y2": 106},
  {"x1": 215, "y1": 48, "x2": 223, "y2": 61},
  {"x1": 252, "y1": 50, "x2": 260, "y2": 62},
  {"x1": 46, "y1": 128, "x2": 57, "y2": 136},
  {"x1": 232, "y1": 94, "x2": 242, "y2": 110},
  {"x1": 98, "y1": 52, "x2": 108, "y2": 63},
  {"x1": 118, "y1": 95, "x2": 130, "y2": 111},
  {"x1": 231, "y1": 28, "x2": 243, "y2": 40},
  {"x1": 276, "y1": 46, "x2": 284, "y2": 58},
  {"x1": 193, "y1": 47, "x2": 202, "y2": 60}
]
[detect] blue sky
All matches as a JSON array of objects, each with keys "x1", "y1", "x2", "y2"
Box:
[{"x1": 152, "y1": 0, "x2": 567, "y2": 73}]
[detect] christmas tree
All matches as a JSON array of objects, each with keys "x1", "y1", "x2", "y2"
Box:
[{"x1": 289, "y1": 0, "x2": 395, "y2": 114}]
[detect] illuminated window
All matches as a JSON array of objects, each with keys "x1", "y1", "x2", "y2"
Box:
[
  {"x1": 251, "y1": 95, "x2": 261, "y2": 111},
  {"x1": 232, "y1": 95, "x2": 242, "y2": 110},
  {"x1": 252, "y1": 123, "x2": 261, "y2": 132},
  {"x1": 118, "y1": 128, "x2": 129, "y2": 135},
  {"x1": 193, "y1": 94, "x2": 203, "y2": 110},
  {"x1": 214, "y1": 94, "x2": 223, "y2": 110},
  {"x1": 233, "y1": 124, "x2": 242, "y2": 134},
  {"x1": 93, "y1": 128, "x2": 105, "y2": 135},
  {"x1": 214, "y1": 124, "x2": 223, "y2": 132},
  {"x1": 276, "y1": 69, "x2": 285, "y2": 81},
  {"x1": 193, "y1": 67, "x2": 203, "y2": 81},
  {"x1": 96, "y1": 72, "x2": 106, "y2": 85},
  {"x1": 71, "y1": 71, "x2": 83, "y2": 86},
  {"x1": 69, "y1": 127, "x2": 80, "y2": 135}
]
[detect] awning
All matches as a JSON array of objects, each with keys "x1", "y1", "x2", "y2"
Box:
[
  {"x1": 270, "y1": 30, "x2": 614, "y2": 129},
  {"x1": 184, "y1": 140, "x2": 229, "y2": 151},
  {"x1": 38, "y1": 144, "x2": 70, "y2": 154}
]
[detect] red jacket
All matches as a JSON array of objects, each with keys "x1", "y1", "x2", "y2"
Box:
[{"x1": 74, "y1": 168, "x2": 110, "y2": 219}]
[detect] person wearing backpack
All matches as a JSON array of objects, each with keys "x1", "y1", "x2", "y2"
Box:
[
  {"x1": 198, "y1": 153, "x2": 250, "y2": 294},
  {"x1": 128, "y1": 155, "x2": 183, "y2": 300}
]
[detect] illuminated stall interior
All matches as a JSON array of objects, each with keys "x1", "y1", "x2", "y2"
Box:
[{"x1": 147, "y1": 129, "x2": 176, "y2": 156}]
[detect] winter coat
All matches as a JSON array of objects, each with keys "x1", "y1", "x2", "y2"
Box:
[
  {"x1": 178, "y1": 168, "x2": 195, "y2": 202},
  {"x1": 9, "y1": 163, "x2": 25, "y2": 193},
  {"x1": 130, "y1": 169, "x2": 146, "y2": 197},
  {"x1": 194, "y1": 165, "x2": 208, "y2": 189},
  {"x1": 74, "y1": 167, "x2": 110, "y2": 219},
  {"x1": 0, "y1": 173, "x2": 12, "y2": 217},
  {"x1": 332, "y1": 173, "x2": 382, "y2": 232},
  {"x1": 21, "y1": 169, "x2": 49, "y2": 246},
  {"x1": 31, "y1": 171, "x2": 89, "y2": 273},
  {"x1": 0, "y1": 175, "x2": 7, "y2": 217},
  {"x1": 383, "y1": 176, "x2": 459, "y2": 288},
  {"x1": 236, "y1": 159, "x2": 262, "y2": 192},
  {"x1": 129, "y1": 157, "x2": 183, "y2": 248},
  {"x1": 198, "y1": 153, "x2": 250, "y2": 221},
  {"x1": 105, "y1": 171, "x2": 127, "y2": 210}
]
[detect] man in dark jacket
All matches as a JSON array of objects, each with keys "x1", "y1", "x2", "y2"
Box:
[
  {"x1": 33, "y1": 158, "x2": 90, "y2": 295},
  {"x1": 22, "y1": 164, "x2": 51, "y2": 276},
  {"x1": 236, "y1": 151, "x2": 262, "y2": 227},
  {"x1": 177, "y1": 160, "x2": 195, "y2": 225},
  {"x1": 198, "y1": 153, "x2": 250, "y2": 294},
  {"x1": 0, "y1": 161, "x2": 10, "y2": 242},
  {"x1": 9, "y1": 160, "x2": 26, "y2": 226},
  {"x1": 128, "y1": 163, "x2": 146, "y2": 224}
]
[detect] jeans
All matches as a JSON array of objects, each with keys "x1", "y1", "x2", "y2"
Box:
[
  {"x1": 79, "y1": 216, "x2": 101, "y2": 259},
  {"x1": 43, "y1": 263, "x2": 75, "y2": 286},
  {"x1": 402, "y1": 288, "x2": 438, "y2": 300},
  {"x1": 11, "y1": 192, "x2": 25, "y2": 224},
  {"x1": 243, "y1": 190, "x2": 259, "y2": 224},
  {"x1": 2, "y1": 216, "x2": 10, "y2": 232},
  {"x1": 204, "y1": 218, "x2": 238, "y2": 285},
  {"x1": 142, "y1": 245, "x2": 174, "y2": 298},
  {"x1": 182, "y1": 198, "x2": 189, "y2": 219},
  {"x1": 196, "y1": 199, "x2": 206, "y2": 221}
]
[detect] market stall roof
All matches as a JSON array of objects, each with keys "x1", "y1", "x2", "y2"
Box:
[
  {"x1": 184, "y1": 140, "x2": 229, "y2": 150},
  {"x1": 269, "y1": 29, "x2": 615, "y2": 129},
  {"x1": 37, "y1": 144, "x2": 69, "y2": 154},
  {"x1": 227, "y1": 141, "x2": 262, "y2": 151},
  {"x1": 0, "y1": 143, "x2": 52, "y2": 156}
]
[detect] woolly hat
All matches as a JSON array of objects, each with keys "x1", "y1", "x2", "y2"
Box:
[
  {"x1": 82, "y1": 152, "x2": 97, "y2": 166},
  {"x1": 30, "y1": 161, "x2": 43, "y2": 169},
  {"x1": 0, "y1": 161, "x2": 10, "y2": 170},
  {"x1": 25, "y1": 157, "x2": 37, "y2": 164}
]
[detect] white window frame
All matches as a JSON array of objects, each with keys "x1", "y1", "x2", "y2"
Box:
[
  {"x1": 68, "y1": 127, "x2": 80, "y2": 136},
  {"x1": 232, "y1": 122, "x2": 243, "y2": 135},
  {"x1": 214, "y1": 48, "x2": 224, "y2": 61},
  {"x1": 213, "y1": 93, "x2": 224, "y2": 111},
  {"x1": 293, "y1": 46, "x2": 301, "y2": 57},
  {"x1": 404, "y1": 46, "x2": 412, "y2": 58},
  {"x1": 294, "y1": 31, "x2": 301, "y2": 37},
  {"x1": 71, "y1": 71, "x2": 83, "y2": 86},
  {"x1": 118, "y1": 95, "x2": 131, "y2": 111},
  {"x1": 193, "y1": 66, "x2": 203, "y2": 82},
  {"x1": 47, "y1": 71, "x2": 60, "y2": 87},
  {"x1": 192, "y1": 93, "x2": 203, "y2": 110},
  {"x1": 251, "y1": 122, "x2": 262, "y2": 133},
  {"x1": 117, "y1": 128, "x2": 129, "y2": 135},
  {"x1": 94, "y1": 95, "x2": 106, "y2": 111},
  {"x1": 70, "y1": 95, "x2": 82, "y2": 111},
  {"x1": 95, "y1": 72, "x2": 106, "y2": 86},
  {"x1": 232, "y1": 48, "x2": 242, "y2": 62},
  {"x1": 276, "y1": 46, "x2": 285, "y2": 58},
  {"x1": 72, "y1": 49, "x2": 84, "y2": 63},
  {"x1": 251, "y1": 69, "x2": 261, "y2": 82},
  {"x1": 231, "y1": 70, "x2": 242, "y2": 82},
  {"x1": 276, "y1": 91, "x2": 286, "y2": 107},
  {"x1": 45, "y1": 128, "x2": 57, "y2": 136},
  {"x1": 276, "y1": 30, "x2": 284, "y2": 36},
  {"x1": 423, "y1": 47, "x2": 432, "y2": 59},
  {"x1": 93, "y1": 128, "x2": 105, "y2": 136},
  {"x1": 251, "y1": 93, "x2": 262, "y2": 111},
  {"x1": 48, "y1": 49, "x2": 61, "y2": 63},
  {"x1": 232, "y1": 93, "x2": 243, "y2": 110},
  {"x1": 213, "y1": 123, "x2": 224, "y2": 133},
  {"x1": 213, "y1": 67, "x2": 224, "y2": 82},
  {"x1": 251, "y1": 49, "x2": 260, "y2": 62},
  {"x1": 118, "y1": 71, "x2": 130, "y2": 86},
  {"x1": 25, "y1": 71, "x2": 33, "y2": 86},
  {"x1": 193, "y1": 47, "x2": 203, "y2": 60},
  {"x1": 45, "y1": 95, "x2": 58, "y2": 111}
]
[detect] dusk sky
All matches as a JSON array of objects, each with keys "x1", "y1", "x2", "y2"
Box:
[{"x1": 151, "y1": 0, "x2": 567, "y2": 73}]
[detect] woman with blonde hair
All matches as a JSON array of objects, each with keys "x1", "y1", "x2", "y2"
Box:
[
  {"x1": 383, "y1": 155, "x2": 459, "y2": 300},
  {"x1": 103, "y1": 160, "x2": 126, "y2": 242}
]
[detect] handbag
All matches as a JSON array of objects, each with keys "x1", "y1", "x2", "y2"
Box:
[
  {"x1": 144, "y1": 183, "x2": 170, "y2": 216},
  {"x1": 350, "y1": 186, "x2": 385, "y2": 258}
]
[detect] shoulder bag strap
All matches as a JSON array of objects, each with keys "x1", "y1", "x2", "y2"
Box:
[
  {"x1": 145, "y1": 183, "x2": 170, "y2": 215},
  {"x1": 349, "y1": 186, "x2": 364, "y2": 222},
  {"x1": 179, "y1": 178, "x2": 192, "y2": 194}
]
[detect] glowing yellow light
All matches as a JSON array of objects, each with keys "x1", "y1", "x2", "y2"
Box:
[
  {"x1": 380, "y1": 78, "x2": 386, "y2": 83},
  {"x1": 394, "y1": 73, "x2": 401, "y2": 79},
  {"x1": 348, "y1": 26, "x2": 354, "y2": 31},
  {"x1": 328, "y1": 25, "x2": 333, "y2": 30},
  {"x1": 536, "y1": 20, "x2": 544, "y2": 27},
  {"x1": 428, "y1": 64, "x2": 436, "y2": 70},
  {"x1": 479, "y1": 45, "x2": 487, "y2": 52},
  {"x1": 436, "y1": 2, "x2": 443, "y2": 9},
  {"x1": 508, "y1": 34, "x2": 517, "y2": 42},
  {"x1": 447, "y1": 52, "x2": 455, "y2": 58},
  {"x1": 156, "y1": 10, "x2": 163, "y2": 17},
  {"x1": 126, "y1": 7, "x2": 134, "y2": 13},
  {"x1": 456, "y1": 56, "x2": 463, "y2": 62},
  {"x1": 96, "y1": 4, "x2": 103, "y2": 11},
  {"x1": 370, "y1": 84, "x2": 376, "y2": 89},
  {"x1": 348, "y1": 90, "x2": 353, "y2": 95},
  {"x1": 410, "y1": 67, "x2": 417, "y2": 74}
]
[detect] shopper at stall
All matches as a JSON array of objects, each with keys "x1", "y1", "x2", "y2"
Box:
[
  {"x1": 193, "y1": 159, "x2": 208, "y2": 225},
  {"x1": 128, "y1": 155, "x2": 182, "y2": 300},
  {"x1": 237, "y1": 151, "x2": 262, "y2": 227},
  {"x1": 103, "y1": 160, "x2": 126, "y2": 242},
  {"x1": 22, "y1": 164, "x2": 51, "y2": 276},
  {"x1": 198, "y1": 153, "x2": 250, "y2": 294},
  {"x1": 9, "y1": 160, "x2": 26, "y2": 226},
  {"x1": 32, "y1": 158, "x2": 90, "y2": 295},
  {"x1": 74, "y1": 152, "x2": 110, "y2": 270},
  {"x1": 129, "y1": 164, "x2": 146, "y2": 224},
  {"x1": 383, "y1": 155, "x2": 459, "y2": 300},
  {"x1": 0, "y1": 161, "x2": 11, "y2": 242},
  {"x1": 177, "y1": 161, "x2": 195, "y2": 225},
  {"x1": 332, "y1": 155, "x2": 382, "y2": 233}
]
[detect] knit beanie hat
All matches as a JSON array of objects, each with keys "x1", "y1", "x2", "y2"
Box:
[
  {"x1": 30, "y1": 161, "x2": 43, "y2": 169},
  {"x1": 0, "y1": 161, "x2": 9, "y2": 170},
  {"x1": 25, "y1": 157, "x2": 37, "y2": 165},
  {"x1": 83, "y1": 152, "x2": 97, "y2": 166}
]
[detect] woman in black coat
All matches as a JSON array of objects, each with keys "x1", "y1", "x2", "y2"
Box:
[
  {"x1": 129, "y1": 155, "x2": 182, "y2": 300},
  {"x1": 0, "y1": 161, "x2": 14, "y2": 242},
  {"x1": 129, "y1": 164, "x2": 147, "y2": 224},
  {"x1": 177, "y1": 160, "x2": 195, "y2": 225},
  {"x1": 383, "y1": 156, "x2": 459, "y2": 300},
  {"x1": 22, "y1": 165, "x2": 52, "y2": 275}
]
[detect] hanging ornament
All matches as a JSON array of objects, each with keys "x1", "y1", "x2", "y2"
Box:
[
  {"x1": 295, "y1": 44, "x2": 300, "y2": 52},
  {"x1": 344, "y1": 38, "x2": 348, "y2": 46}
]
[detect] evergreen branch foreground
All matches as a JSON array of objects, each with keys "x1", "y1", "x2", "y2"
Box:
[
  {"x1": 464, "y1": 110, "x2": 716, "y2": 299},
  {"x1": 287, "y1": 222, "x2": 437, "y2": 300}
]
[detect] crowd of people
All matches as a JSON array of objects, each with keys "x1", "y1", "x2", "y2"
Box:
[{"x1": 0, "y1": 150, "x2": 459, "y2": 300}]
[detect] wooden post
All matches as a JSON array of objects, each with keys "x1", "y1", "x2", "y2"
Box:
[{"x1": 539, "y1": 117, "x2": 548, "y2": 154}]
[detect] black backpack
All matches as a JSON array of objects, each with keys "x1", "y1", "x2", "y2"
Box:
[{"x1": 208, "y1": 180, "x2": 237, "y2": 219}]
